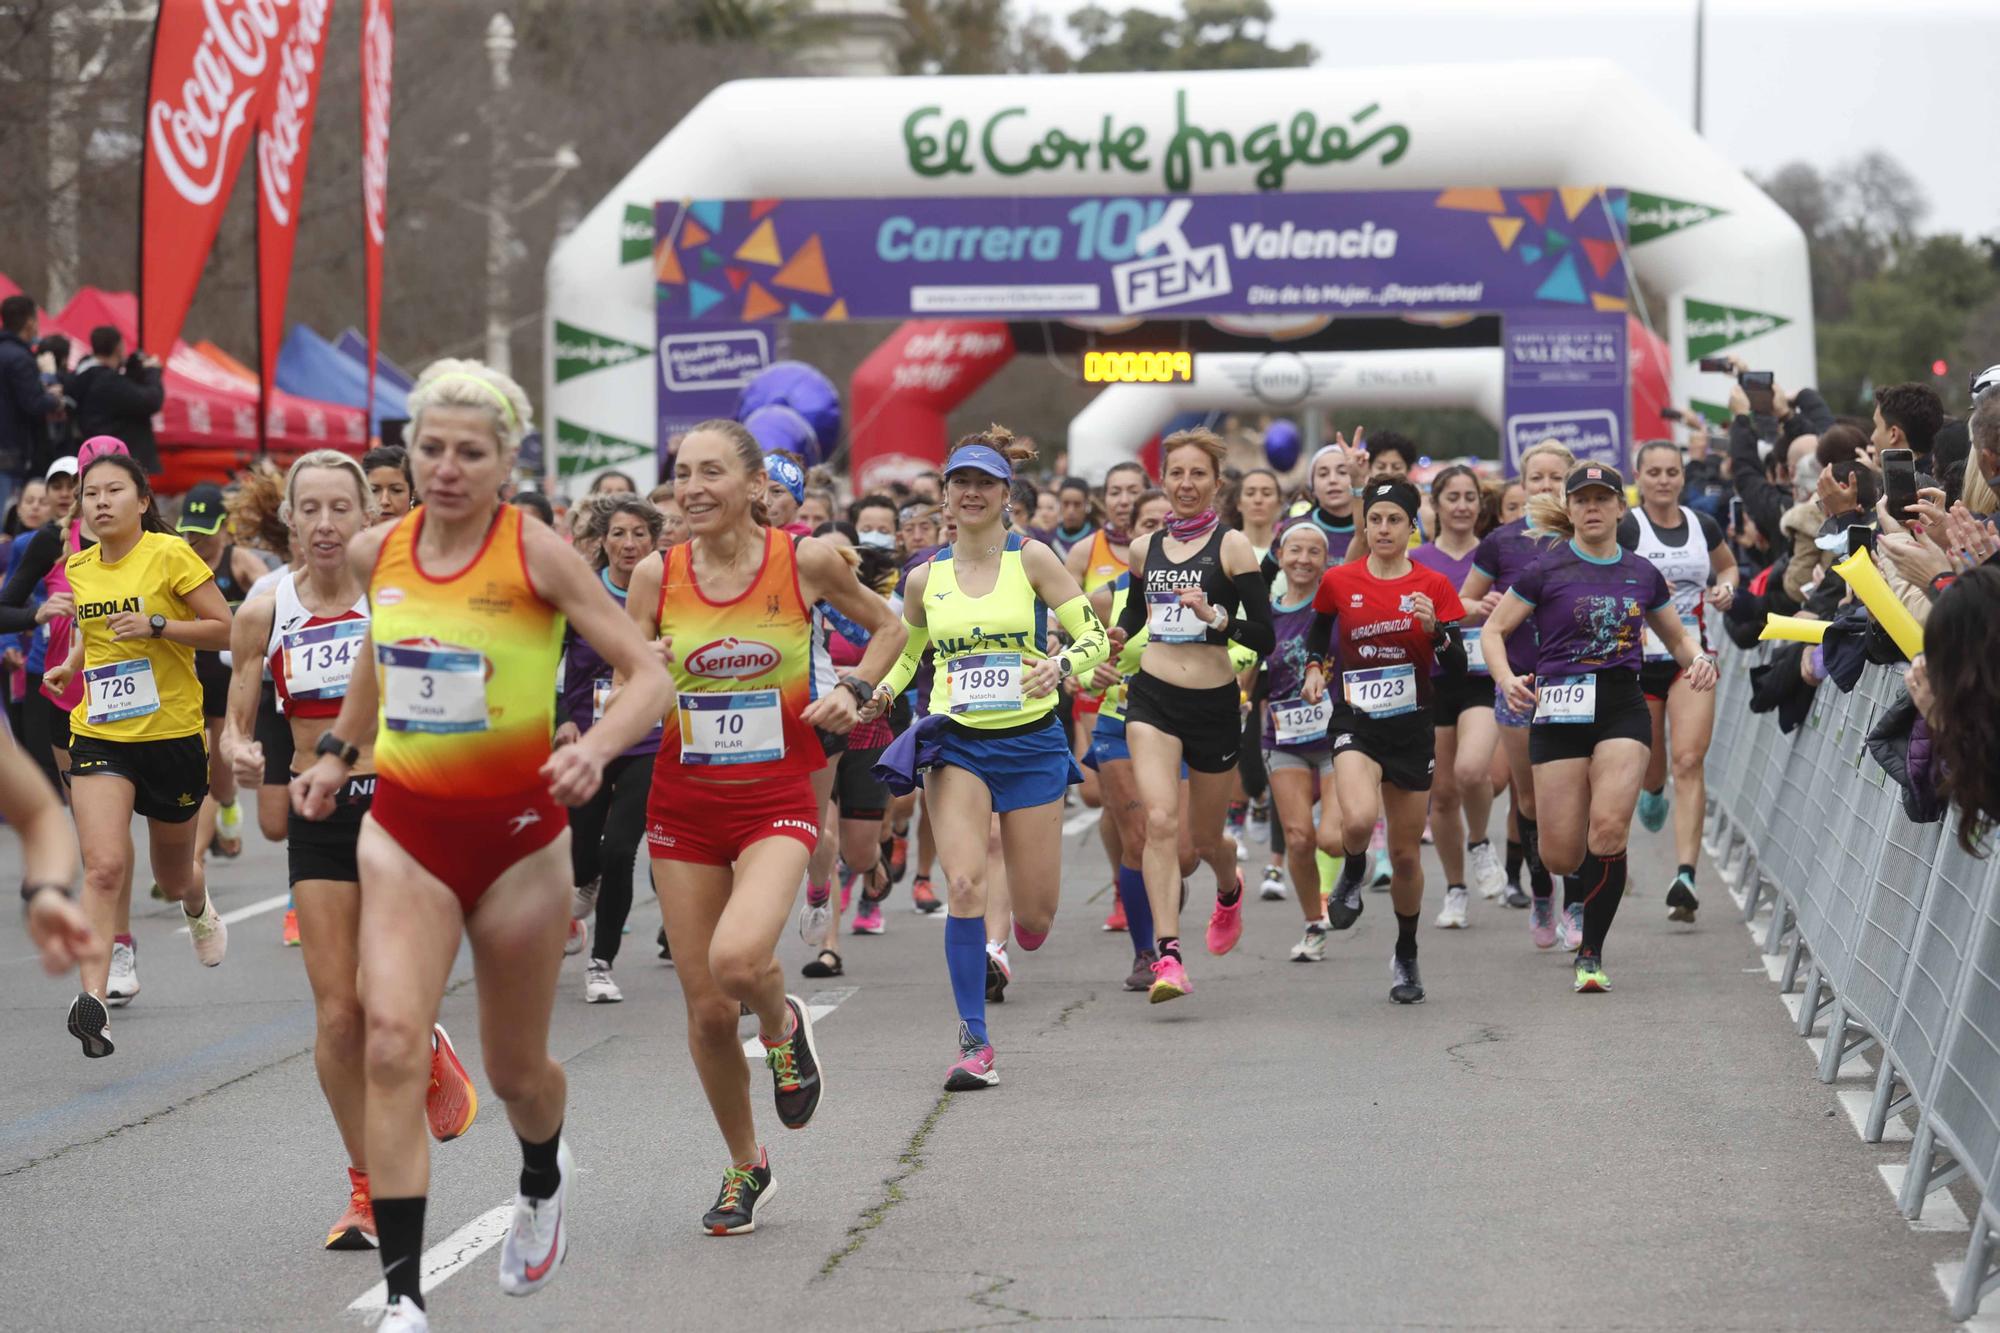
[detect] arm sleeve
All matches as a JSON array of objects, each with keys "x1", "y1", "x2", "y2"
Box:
[
  {"x1": 1052, "y1": 595, "x2": 1108, "y2": 676},
  {"x1": 1259, "y1": 548, "x2": 1280, "y2": 584},
  {"x1": 1225, "y1": 570, "x2": 1274, "y2": 654},
  {"x1": 0, "y1": 527, "x2": 61, "y2": 632},
  {"x1": 1306, "y1": 610, "x2": 1335, "y2": 664},
  {"x1": 875, "y1": 618, "x2": 932, "y2": 700},
  {"x1": 1115, "y1": 546, "x2": 1148, "y2": 637}
]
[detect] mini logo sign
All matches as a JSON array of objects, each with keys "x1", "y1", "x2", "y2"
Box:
[
  {"x1": 685, "y1": 637, "x2": 780, "y2": 679},
  {"x1": 1249, "y1": 352, "x2": 1312, "y2": 406}
]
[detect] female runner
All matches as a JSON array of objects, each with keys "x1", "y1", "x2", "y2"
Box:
[
  {"x1": 1066, "y1": 459, "x2": 1146, "y2": 882},
  {"x1": 558, "y1": 495, "x2": 667, "y2": 999},
  {"x1": 1413, "y1": 464, "x2": 1506, "y2": 926},
  {"x1": 363, "y1": 444, "x2": 415, "y2": 519},
  {"x1": 43, "y1": 452, "x2": 233, "y2": 1056},
  {"x1": 222, "y1": 451, "x2": 480, "y2": 1251},
  {"x1": 1116, "y1": 428, "x2": 1275, "y2": 1003},
  {"x1": 1260, "y1": 518, "x2": 1342, "y2": 961},
  {"x1": 630, "y1": 420, "x2": 902, "y2": 1237},
  {"x1": 180, "y1": 480, "x2": 277, "y2": 860},
  {"x1": 1459, "y1": 440, "x2": 1573, "y2": 947},
  {"x1": 1303, "y1": 481, "x2": 1465, "y2": 1003},
  {"x1": 292, "y1": 360, "x2": 671, "y2": 1331},
  {"x1": 866, "y1": 427, "x2": 1107, "y2": 1084},
  {"x1": 1231, "y1": 467, "x2": 1285, "y2": 895},
  {"x1": 1622, "y1": 441, "x2": 1736, "y2": 923},
  {"x1": 1480, "y1": 462, "x2": 1716, "y2": 993}
]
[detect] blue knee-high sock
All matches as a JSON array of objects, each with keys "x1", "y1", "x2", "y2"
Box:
[
  {"x1": 945, "y1": 914, "x2": 988, "y2": 1045},
  {"x1": 1118, "y1": 864, "x2": 1155, "y2": 955}
]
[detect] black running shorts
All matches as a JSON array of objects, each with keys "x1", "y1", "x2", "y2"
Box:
[
  {"x1": 1330, "y1": 708, "x2": 1436, "y2": 792},
  {"x1": 68, "y1": 732, "x2": 210, "y2": 823},
  {"x1": 1123, "y1": 671, "x2": 1241, "y2": 774},
  {"x1": 287, "y1": 775, "x2": 374, "y2": 885},
  {"x1": 1529, "y1": 670, "x2": 1652, "y2": 764}
]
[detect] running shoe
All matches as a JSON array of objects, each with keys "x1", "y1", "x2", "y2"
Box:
[
  {"x1": 797, "y1": 885, "x2": 831, "y2": 943},
  {"x1": 1390, "y1": 953, "x2": 1425, "y2": 1004},
  {"x1": 426, "y1": 1023, "x2": 479, "y2": 1143},
  {"x1": 1637, "y1": 786, "x2": 1669, "y2": 834},
  {"x1": 888, "y1": 832, "x2": 909, "y2": 883},
  {"x1": 1147, "y1": 952, "x2": 1191, "y2": 1004},
  {"x1": 497, "y1": 1138, "x2": 571, "y2": 1295},
  {"x1": 1102, "y1": 891, "x2": 1127, "y2": 932},
  {"x1": 563, "y1": 918, "x2": 587, "y2": 957},
  {"x1": 67, "y1": 992, "x2": 113, "y2": 1058},
  {"x1": 185, "y1": 894, "x2": 228, "y2": 967},
  {"x1": 570, "y1": 877, "x2": 600, "y2": 922},
  {"x1": 1205, "y1": 875, "x2": 1245, "y2": 955},
  {"x1": 943, "y1": 1022, "x2": 998, "y2": 1091},
  {"x1": 1124, "y1": 949, "x2": 1158, "y2": 992},
  {"x1": 703, "y1": 1150, "x2": 775, "y2": 1235},
  {"x1": 326, "y1": 1167, "x2": 378, "y2": 1250},
  {"x1": 1502, "y1": 882, "x2": 1532, "y2": 909},
  {"x1": 1326, "y1": 862, "x2": 1367, "y2": 931},
  {"x1": 1370, "y1": 848, "x2": 1393, "y2": 891},
  {"x1": 1558, "y1": 903, "x2": 1585, "y2": 953},
  {"x1": 838, "y1": 870, "x2": 854, "y2": 914},
  {"x1": 802, "y1": 949, "x2": 843, "y2": 978},
  {"x1": 1574, "y1": 951, "x2": 1611, "y2": 993},
  {"x1": 852, "y1": 899, "x2": 886, "y2": 935},
  {"x1": 281, "y1": 908, "x2": 301, "y2": 948},
  {"x1": 1469, "y1": 842, "x2": 1506, "y2": 900},
  {"x1": 763, "y1": 995, "x2": 823, "y2": 1129},
  {"x1": 1666, "y1": 872, "x2": 1700, "y2": 923},
  {"x1": 910, "y1": 876, "x2": 941, "y2": 914},
  {"x1": 985, "y1": 944, "x2": 1011, "y2": 1003},
  {"x1": 378, "y1": 1298, "x2": 429, "y2": 1332},
  {"x1": 657, "y1": 927, "x2": 673, "y2": 964},
  {"x1": 1530, "y1": 897, "x2": 1558, "y2": 949},
  {"x1": 212, "y1": 797, "x2": 243, "y2": 858},
  {"x1": 1435, "y1": 885, "x2": 1470, "y2": 929},
  {"x1": 1290, "y1": 923, "x2": 1328, "y2": 962},
  {"x1": 584, "y1": 960, "x2": 622, "y2": 1004},
  {"x1": 1259, "y1": 864, "x2": 1287, "y2": 901},
  {"x1": 106, "y1": 941, "x2": 139, "y2": 1007}
]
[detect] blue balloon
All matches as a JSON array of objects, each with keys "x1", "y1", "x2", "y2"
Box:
[
  {"x1": 743, "y1": 404, "x2": 819, "y2": 464},
  {"x1": 1264, "y1": 419, "x2": 1302, "y2": 471},
  {"x1": 736, "y1": 361, "x2": 841, "y2": 463}
]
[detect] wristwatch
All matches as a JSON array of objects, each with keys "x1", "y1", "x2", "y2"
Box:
[
  {"x1": 837, "y1": 674, "x2": 874, "y2": 708},
  {"x1": 19, "y1": 881, "x2": 71, "y2": 913},
  {"x1": 1056, "y1": 655, "x2": 1074, "y2": 680},
  {"x1": 315, "y1": 732, "x2": 360, "y2": 767},
  {"x1": 148, "y1": 614, "x2": 166, "y2": 638}
]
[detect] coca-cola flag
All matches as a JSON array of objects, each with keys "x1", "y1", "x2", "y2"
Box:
[
  {"x1": 255, "y1": 0, "x2": 332, "y2": 447},
  {"x1": 140, "y1": 0, "x2": 288, "y2": 357},
  {"x1": 360, "y1": 0, "x2": 392, "y2": 435}
]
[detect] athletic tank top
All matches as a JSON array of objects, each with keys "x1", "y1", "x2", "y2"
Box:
[
  {"x1": 1081, "y1": 528, "x2": 1126, "y2": 595},
  {"x1": 657, "y1": 526, "x2": 823, "y2": 779},
  {"x1": 266, "y1": 570, "x2": 369, "y2": 719},
  {"x1": 1137, "y1": 525, "x2": 1234, "y2": 647},
  {"x1": 213, "y1": 544, "x2": 249, "y2": 607},
  {"x1": 65, "y1": 531, "x2": 215, "y2": 742},
  {"x1": 369, "y1": 505, "x2": 564, "y2": 798},
  {"x1": 1627, "y1": 504, "x2": 1711, "y2": 656},
  {"x1": 924, "y1": 533, "x2": 1054, "y2": 731}
]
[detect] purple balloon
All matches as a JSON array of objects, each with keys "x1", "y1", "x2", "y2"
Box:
[
  {"x1": 743, "y1": 404, "x2": 819, "y2": 462},
  {"x1": 1264, "y1": 419, "x2": 1302, "y2": 471},
  {"x1": 736, "y1": 361, "x2": 841, "y2": 462}
]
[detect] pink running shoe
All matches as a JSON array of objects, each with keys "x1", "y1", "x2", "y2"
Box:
[
  {"x1": 1530, "y1": 897, "x2": 1557, "y2": 950},
  {"x1": 1148, "y1": 952, "x2": 1192, "y2": 1004},
  {"x1": 1558, "y1": 903, "x2": 1585, "y2": 953},
  {"x1": 943, "y1": 1023, "x2": 998, "y2": 1090},
  {"x1": 1206, "y1": 875, "x2": 1245, "y2": 955}
]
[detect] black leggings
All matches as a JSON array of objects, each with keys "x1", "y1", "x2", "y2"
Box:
[
  {"x1": 568, "y1": 751, "x2": 651, "y2": 964},
  {"x1": 19, "y1": 675, "x2": 66, "y2": 797}
]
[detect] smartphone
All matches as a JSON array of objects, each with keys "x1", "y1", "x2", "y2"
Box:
[
  {"x1": 1882, "y1": 447, "x2": 1918, "y2": 524},
  {"x1": 1699, "y1": 357, "x2": 1733, "y2": 373},
  {"x1": 1739, "y1": 370, "x2": 1776, "y2": 415},
  {"x1": 1846, "y1": 524, "x2": 1876, "y2": 557},
  {"x1": 1727, "y1": 497, "x2": 1743, "y2": 533},
  {"x1": 1657, "y1": 405, "x2": 1683, "y2": 422}
]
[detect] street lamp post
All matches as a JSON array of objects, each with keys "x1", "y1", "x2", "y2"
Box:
[{"x1": 484, "y1": 12, "x2": 516, "y2": 375}]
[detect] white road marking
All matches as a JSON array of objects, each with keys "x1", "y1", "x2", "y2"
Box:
[
  {"x1": 1761, "y1": 954, "x2": 1786, "y2": 984},
  {"x1": 348, "y1": 1203, "x2": 514, "y2": 1311},
  {"x1": 1838, "y1": 1089, "x2": 1912, "y2": 1143},
  {"x1": 1878, "y1": 1163, "x2": 1970, "y2": 1232},
  {"x1": 1063, "y1": 807, "x2": 1102, "y2": 836},
  {"x1": 176, "y1": 892, "x2": 291, "y2": 934},
  {"x1": 742, "y1": 986, "x2": 855, "y2": 1058},
  {"x1": 1934, "y1": 1262, "x2": 2000, "y2": 1328},
  {"x1": 1804, "y1": 1035, "x2": 1872, "y2": 1080}
]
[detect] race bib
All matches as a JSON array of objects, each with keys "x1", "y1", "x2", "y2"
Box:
[
  {"x1": 1643, "y1": 612, "x2": 1701, "y2": 663},
  {"x1": 1146, "y1": 590, "x2": 1205, "y2": 644},
  {"x1": 84, "y1": 659, "x2": 160, "y2": 726},
  {"x1": 1535, "y1": 674, "x2": 1598, "y2": 724},
  {"x1": 947, "y1": 652, "x2": 1022, "y2": 715},
  {"x1": 378, "y1": 642, "x2": 489, "y2": 734},
  {"x1": 1343, "y1": 664, "x2": 1417, "y2": 718},
  {"x1": 592, "y1": 678, "x2": 612, "y2": 724},
  {"x1": 283, "y1": 620, "x2": 366, "y2": 702},
  {"x1": 1271, "y1": 695, "x2": 1332, "y2": 745},
  {"x1": 679, "y1": 689, "x2": 784, "y2": 765},
  {"x1": 1463, "y1": 626, "x2": 1488, "y2": 676}
]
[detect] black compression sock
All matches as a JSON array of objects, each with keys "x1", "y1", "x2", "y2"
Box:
[
  {"x1": 1578, "y1": 850, "x2": 1629, "y2": 955},
  {"x1": 374, "y1": 1196, "x2": 428, "y2": 1310},
  {"x1": 1395, "y1": 911, "x2": 1419, "y2": 961},
  {"x1": 1158, "y1": 936, "x2": 1181, "y2": 962},
  {"x1": 1337, "y1": 852, "x2": 1368, "y2": 895},
  {"x1": 1677, "y1": 862, "x2": 1696, "y2": 882},
  {"x1": 1506, "y1": 838, "x2": 1524, "y2": 882},
  {"x1": 1519, "y1": 817, "x2": 1553, "y2": 899},
  {"x1": 1562, "y1": 872, "x2": 1579, "y2": 910},
  {"x1": 519, "y1": 1122, "x2": 564, "y2": 1200},
  {"x1": 1217, "y1": 880, "x2": 1242, "y2": 907}
]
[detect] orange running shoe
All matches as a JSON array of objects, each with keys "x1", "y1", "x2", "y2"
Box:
[
  {"x1": 426, "y1": 1022, "x2": 479, "y2": 1142},
  {"x1": 281, "y1": 908, "x2": 301, "y2": 948},
  {"x1": 326, "y1": 1166, "x2": 378, "y2": 1250}
]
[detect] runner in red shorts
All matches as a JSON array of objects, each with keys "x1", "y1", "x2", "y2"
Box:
[{"x1": 627, "y1": 419, "x2": 903, "y2": 1238}]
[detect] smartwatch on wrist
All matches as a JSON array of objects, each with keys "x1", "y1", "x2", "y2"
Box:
[
  {"x1": 837, "y1": 675, "x2": 874, "y2": 708},
  {"x1": 148, "y1": 614, "x2": 167, "y2": 638},
  {"x1": 315, "y1": 732, "x2": 360, "y2": 767}
]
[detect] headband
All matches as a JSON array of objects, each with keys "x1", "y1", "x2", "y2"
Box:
[
  {"x1": 1362, "y1": 480, "x2": 1422, "y2": 523},
  {"x1": 764, "y1": 453, "x2": 807, "y2": 504},
  {"x1": 1276, "y1": 517, "x2": 1330, "y2": 548},
  {"x1": 429, "y1": 373, "x2": 519, "y2": 430}
]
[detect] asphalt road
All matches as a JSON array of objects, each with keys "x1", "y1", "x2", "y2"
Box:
[{"x1": 0, "y1": 793, "x2": 1981, "y2": 1332}]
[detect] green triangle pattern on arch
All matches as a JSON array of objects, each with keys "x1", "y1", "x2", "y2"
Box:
[{"x1": 554, "y1": 418, "x2": 651, "y2": 478}]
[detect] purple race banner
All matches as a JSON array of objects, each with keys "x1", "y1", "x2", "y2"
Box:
[{"x1": 1503, "y1": 310, "x2": 1628, "y2": 472}]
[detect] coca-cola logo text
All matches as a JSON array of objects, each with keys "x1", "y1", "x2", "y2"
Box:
[
  {"x1": 361, "y1": 2, "x2": 393, "y2": 246},
  {"x1": 148, "y1": 0, "x2": 288, "y2": 207},
  {"x1": 257, "y1": 0, "x2": 329, "y2": 227},
  {"x1": 684, "y1": 638, "x2": 781, "y2": 679}
]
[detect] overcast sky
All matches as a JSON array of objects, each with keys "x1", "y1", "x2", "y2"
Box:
[{"x1": 1021, "y1": 0, "x2": 1998, "y2": 237}]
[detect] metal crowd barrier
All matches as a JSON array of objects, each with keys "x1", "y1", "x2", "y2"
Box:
[{"x1": 1703, "y1": 643, "x2": 2000, "y2": 1319}]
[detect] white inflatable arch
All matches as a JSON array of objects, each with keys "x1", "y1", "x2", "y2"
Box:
[
  {"x1": 1071, "y1": 348, "x2": 1503, "y2": 482},
  {"x1": 546, "y1": 60, "x2": 1812, "y2": 488}
]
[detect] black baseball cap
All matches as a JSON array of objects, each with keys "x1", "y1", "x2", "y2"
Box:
[
  {"x1": 1565, "y1": 463, "x2": 1624, "y2": 497},
  {"x1": 178, "y1": 483, "x2": 226, "y2": 536}
]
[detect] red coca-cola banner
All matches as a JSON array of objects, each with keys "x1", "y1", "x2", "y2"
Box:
[
  {"x1": 254, "y1": 0, "x2": 332, "y2": 448},
  {"x1": 847, "y1": 321, "x2": 1016, "y2": 492},
  {"x1": 360, "y1": 0, "x2": 393, "y2": 435},
  {"x1": 140, "y1": 0, "x2": 289, "y2": 357}
]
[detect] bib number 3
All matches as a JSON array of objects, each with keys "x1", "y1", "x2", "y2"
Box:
[{"x1": 379, "y1": 643, "x2": 490, "y2": 734}]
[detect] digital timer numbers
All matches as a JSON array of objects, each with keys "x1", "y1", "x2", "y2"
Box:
[{"x1": 1082, "y1": 351, "x2": 1194, "y2": 384}]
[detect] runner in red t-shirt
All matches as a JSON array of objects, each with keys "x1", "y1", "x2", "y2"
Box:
[{"x1": 1302, "y1": 480, "x2": 1466, "y2": 1004}]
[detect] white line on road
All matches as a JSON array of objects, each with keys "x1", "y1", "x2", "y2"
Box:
[
  {"x1": 1838, "y1": 1089, "x2": 1911, "y2": 1142},
  {"x1": 1877, "y1": 1163, "x2": 1970, "y2": 1232},
  {"x1": 741, "y1": 986, "x2": 855, "y2": 1058},
  {"x1": 1064, "y1": 808, "x2": 1102, "y2": 836},
  {"x1": 348, "y1": 1203, "x2": 514, "y2": 1312},
  {"x1": 176, "y1": 892, "x2": 291, "y2": 934},
  {"x1": 1934, "y1": 1262, "x2": 2000, "y2": 1329}
]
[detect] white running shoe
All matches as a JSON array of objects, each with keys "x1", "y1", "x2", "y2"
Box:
[
  {"x1": 377, "y1": 1296, "x2": 429, "y2": 1331},
  {"x1": 185, "y1": 895, "x2": 228, "y2": 967},
  {"x1": 1435, "y1": 885, "x2": 1470, "y2": 929},
  {"x1": 563, "y1": 918, "x2": 587, "y2": 957},
  {"x1": 1469, "y1": 842, "x2": 1506, "y2": 900},
  {"x1": 1259, "y1": 865, "x2": 1287, "y2": 901},
  {"x1": 1289, "y1": 925, "x2": 1327, "y2": 962},
  {"x1": 569, "y1": 877, "x2": 600, "y2": 922},
  {"x1": 584, "y1": 960, "x2": 622, "y2": 1004},
  {"x1": 498, "y1": 1138, "x2": 572, "y2": 1296},
  {"x1": 1556, "y1": 903, "x2": 1584, "y2": 952},
  {"x1": 106, "y1": 941, "x2": 140, "y2": 1007}
]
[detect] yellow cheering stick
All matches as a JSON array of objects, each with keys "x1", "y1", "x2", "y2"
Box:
[
  {"x1": 1760, "y1": 614, "x2": 1829, "y2": 645},
  {"x1": 1831, "y1": 548, "x2": 1925, "y2": 658}
]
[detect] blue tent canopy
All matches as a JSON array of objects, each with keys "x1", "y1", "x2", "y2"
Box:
[
  {"x1": 332, "y1": 328, "x2": 414, "y2": 394},
  {"x1": 276, "y1": 324, "x2": 409, "y2": 428}
]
